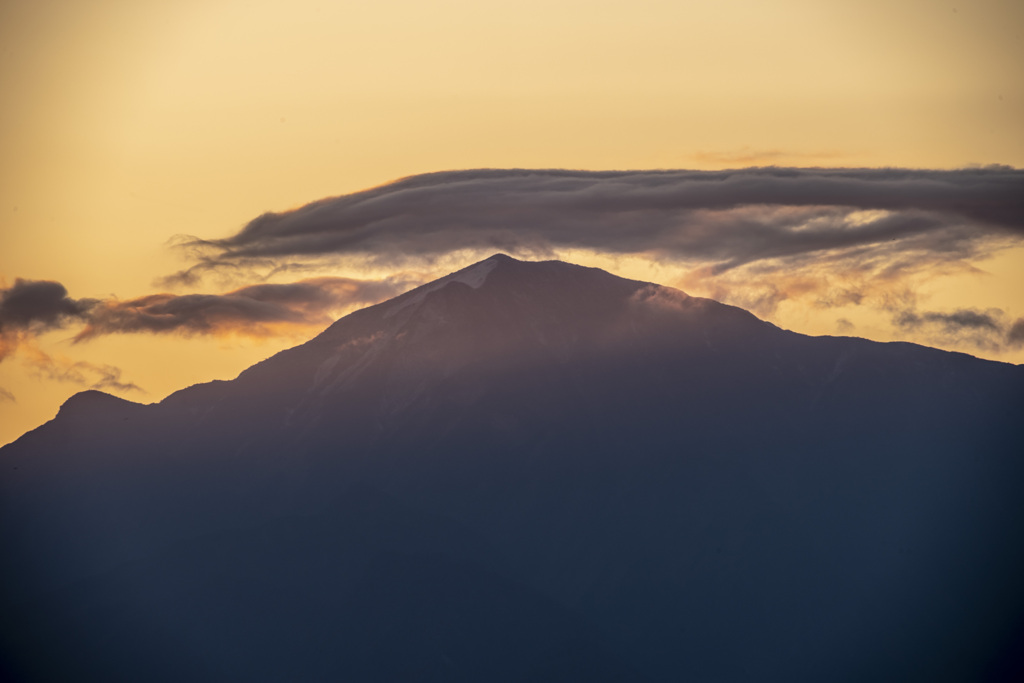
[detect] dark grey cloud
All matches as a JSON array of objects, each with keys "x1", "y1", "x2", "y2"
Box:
[
  {"x1": 812, "y1": 286, "x2": 867, "y2": 309},
  {"x1": 0, "y1": 273, "x2": 413, "y2": 374},
  {"x1": 0, "y1": 279, "x2": 96, "y2": 361},
  {"x1": 173, "y1": 167, "x2": 1024, "y2": 281},
  {"x1": 1, "y1": 273, "x2": 409, "y2": 398},
  {"x1": 0, "y1": 279, "x2": 93, "y2": 333},
  {"x1": 1007, "y1": 319, "x2": 1024, "y2": 348},
  {"x1": 74, "y1": 276, "x2": 412, "y2": 341},
  {"x1": 892, "y1": 307, "x2": 1024, "y2": 354},
  {"x1": 0, "y1": 280, "x2": 143, "y2": 394},
  {"x1": 895, "y1": 308, "x2": 1004, "y2": 334}
]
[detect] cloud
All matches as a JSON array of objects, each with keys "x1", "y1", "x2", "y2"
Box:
[
  {"x1": 0, "y1": 279, "x2": 94, "y2": 360},
  {"x1": 20, "y1": 345, "x2": 143, "y2": 394},
  {"x1": 5, "y1": 167, "x2": 1022, "y2": 380},
  {"x1": 836, "y1": 318, "x2": 855, "y2": 333},
  {"x1": 0, "y1": 386, "x2": 14, "y2": 402},
  {"x1": 895, "y1": 308, "x2": 1003, "y2": 334},
  {"x1": 0, "y1": 272, "x2": 416, "y2": 391},
  {"x1": 890, "y1": 307, "x2": 1024, "y2": 354},
  {"x1": 1007, "y1": 318, "x2": 1024, "y2": 348},
  {"x1": 692, "y1": 149, "x2": 846, "y2": 165},
  {"x1": 88, "y1": 365, "x2": 142, "y2": 393},
  {"x1": 74, "y1": 276, "x2": 414, "y2": 341},
  {"x1": 629, "y1": 285, "x2": 694, "y2": 312},
  {"x1": 153, "y1": 166, "x2": 1024, "y2": 359},
  {"x1": 0, "y1": 279, "x2": 94, "y2": 330},
  {"x1": 171, "y1": 167, "x2": 1024, "y2": 283}
]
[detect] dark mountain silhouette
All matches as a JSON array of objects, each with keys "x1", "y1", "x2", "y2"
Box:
[{"x1": 2, "y1": 254, "x2": 1023, "y2": 682}]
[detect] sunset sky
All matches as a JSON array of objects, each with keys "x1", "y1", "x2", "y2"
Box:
[{"x1": 2, "y1": 0, "x2": 1023, "y2": 446}]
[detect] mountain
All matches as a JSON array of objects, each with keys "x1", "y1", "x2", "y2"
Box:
[{"x1": 2, "y1": 254, "x2": 1023, "y2": 682}]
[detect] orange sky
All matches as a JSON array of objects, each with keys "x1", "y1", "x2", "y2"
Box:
[{"x1": 2, "y1": 0, "x2": 1023, "y2": 446}]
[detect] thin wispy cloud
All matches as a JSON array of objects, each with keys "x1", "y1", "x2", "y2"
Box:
[
  {"x1": 0, "y1": 275, "x2": 416, "y2": 356},
  {"x1": 895, "y1": 308, "x2": 1003, "y2": 334},
  {"x1": 75, "y1": 276, "x2": 413, "y2": 341},
  {"x1": 21, "y1": 346, "x2": 144, "y2": 394},
  {"x1": 76, "y1": 276, "x2": 411, "y2": 339},
  {"x1": 0, "y1": 274, "x2": 417, "y2": 398},
  {"x1": 692, "y1": 149, "x2": 846, "y2": 165},
  {"x1": 0, "y1": 272, "x2": 417, "y2": 409},
  {"x1": 890, "y1": 308, "x2": 1024, "y2": 353}
]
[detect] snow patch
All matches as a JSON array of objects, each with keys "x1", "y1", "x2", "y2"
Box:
[
  {"x1": 448, "y1": 258, "x2": 499, "y2": 289},
  {"x1": 384, "y1": 257, "x2": 499, "y2": 318}
]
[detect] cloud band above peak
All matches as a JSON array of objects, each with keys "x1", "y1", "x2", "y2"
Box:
[{"x1": 174, "y1": 167, "x2": 1024, "y2": 280}]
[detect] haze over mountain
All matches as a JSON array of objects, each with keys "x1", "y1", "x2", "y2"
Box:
[{"x1": 2, "y1": 254, "x2": 1023, "y2": 682}]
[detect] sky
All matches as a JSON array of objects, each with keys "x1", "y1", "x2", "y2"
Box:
[{"x1": 1, "y1": 0, "x2": 1023, "y2": 446}]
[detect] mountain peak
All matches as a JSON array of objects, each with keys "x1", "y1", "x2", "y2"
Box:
[
  {"x1": 483, "y1": 252, "x2": 517, "y2": 262},
  {"x1": 58, "y1": 389, "x2": 136, "y2": 413},
  {"x1": 380, "y1": 256, "x2": 506, "y2": 318},
  {"x1": 52, "y1": 390, "x2": 146, "y2": 427}
]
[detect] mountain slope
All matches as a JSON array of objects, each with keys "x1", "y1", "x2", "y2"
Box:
[{"x1": 2, "y1": 254, "x2": 1023, "y2": 682}]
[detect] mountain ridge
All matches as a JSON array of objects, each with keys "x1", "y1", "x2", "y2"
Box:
[
  {"x1": 2, "y1": 254, "x2": 1023, "y2": 682},
  {"x1": 18, "y1": 252, "x2": 1019, "y2": 443}
]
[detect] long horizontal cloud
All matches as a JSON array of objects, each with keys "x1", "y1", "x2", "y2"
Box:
[
  {"x1": 74, "y1": 276, "x2": 411, "y2": 341},
  {"x1": 893, "y1": 307, "x2": 1024, "y2": 353},
  {"x1": 1, "y1": 275, "x2": 412, "y2": 400},
  {"x1": 895, "y1": 308, "x2": 1003, "y2": 334},
  {"x1": 175, "y1": 167, "x2": 1024, "y2": 280},
  {"x1": 1, "y1": 275, "x2": 412, "y2": 367}
]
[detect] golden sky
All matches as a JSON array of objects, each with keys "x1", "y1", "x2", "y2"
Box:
[{"x1": 2, "y1": 0, "x2": 1023, "y2": 446}]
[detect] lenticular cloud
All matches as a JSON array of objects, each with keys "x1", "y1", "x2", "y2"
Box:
[{"x1": 174, "y1": 167, "x2": 1024, "y2": 279}]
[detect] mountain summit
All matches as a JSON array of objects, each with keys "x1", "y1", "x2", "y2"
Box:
[{"x1": 3, "y1": 255, "x2": 1023, "y2": 682}]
